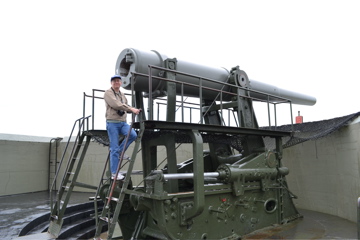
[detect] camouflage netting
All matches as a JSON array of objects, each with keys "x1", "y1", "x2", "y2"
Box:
[
  {"x1": 263, "y1": 111, "x2": 360, "y2": 149},
  {"x1": 89, "y1": 111, "x2": 360, "y2": 151}
]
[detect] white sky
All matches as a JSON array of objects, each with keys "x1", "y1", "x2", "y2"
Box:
[{"x1": 0, "y1": 0, "x2": 359, "y2": 137}]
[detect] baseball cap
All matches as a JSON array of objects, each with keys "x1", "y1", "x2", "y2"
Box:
[{"x1": 110, "y1": 75, "x2": 122, "y2": 81}]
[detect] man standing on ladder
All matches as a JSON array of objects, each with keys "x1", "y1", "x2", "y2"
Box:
[{"x1": 104, "y1": 75, "x2": 141, "y2": 180}]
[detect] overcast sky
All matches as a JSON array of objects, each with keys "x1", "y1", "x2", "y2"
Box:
[{"x1": 0, "y1": 0, "x2": 359, "y2": 137}]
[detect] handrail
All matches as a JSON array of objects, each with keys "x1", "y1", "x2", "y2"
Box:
[
  {"x1": 143, "y1": 65, "x2": 293, "y2": 129},
  {"x1": 82, "y1": 65, "x2": 294, "y2": 132},
  {"x1": 83, "y1": 89, "x2": 132, "y2": 131},
  {"x1": 48, "y1": 137, "x2": 63, "y2": 191},
  {"x1": 49, "y1": 115, "x2": 91, "y2": 213}
]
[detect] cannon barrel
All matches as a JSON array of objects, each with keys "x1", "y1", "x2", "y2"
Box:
[{"x1": 115, "y1": 48, "x2": 316, "y2": 106}]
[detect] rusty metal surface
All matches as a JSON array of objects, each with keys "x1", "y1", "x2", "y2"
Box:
[{"x1": 242, "y1": 209, "x2": 356, "y2": 239}]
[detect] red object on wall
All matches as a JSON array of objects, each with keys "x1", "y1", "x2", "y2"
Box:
[{"x1": 296, "y1": 111, "x2": 303, "y2": 124}]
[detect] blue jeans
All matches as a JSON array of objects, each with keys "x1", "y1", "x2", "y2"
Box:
[{"x1": 106, "y1": 121, "x2": 137, "y2": 174}]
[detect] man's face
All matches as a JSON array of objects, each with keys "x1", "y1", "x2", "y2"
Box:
[{"x1": 111, "y1": 78, "x2": 122, "y2": 89}]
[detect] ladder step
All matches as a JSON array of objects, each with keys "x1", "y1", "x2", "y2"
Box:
[
  {"x1": 62, "y1": 186, "x2": 70, "y2": 190},
  {"x1": 89, "y1": 196, "x2": 101, "y2": 201},
  {"x1": 67, "y1": 172, "x2": 75, "y2": 175},
  {"x1": 73, "y1": 181, "x2": 98, "y2": 190},
  {"x1": 99, "y1": 217, "x2": 110, "y2": 223},
  {"x1": 106, "y1": 197, "x2": 119, "y2": 202}
]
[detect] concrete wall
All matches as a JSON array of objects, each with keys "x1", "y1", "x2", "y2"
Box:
[
  {"x1": 0, "y1": 134, "x2": 111, "y2": 196},
  {"x1": 283, "y1": 121, "x2": 360, "y2": 222},
  {"x1": 0, "y1": 134, "x2": 52, "y2": 196}
]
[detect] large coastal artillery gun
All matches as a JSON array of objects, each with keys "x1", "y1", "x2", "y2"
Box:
[
  {"x1": 45, "y1": 48, "x2": 315, "y2": 239},
  {"x1": 90, "y1": 48, "x2": 317, "y2": 239}
]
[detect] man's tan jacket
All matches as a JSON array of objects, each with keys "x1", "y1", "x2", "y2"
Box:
[{"x1": 104, "y1": 88, "x2": 132, "y2": 122}]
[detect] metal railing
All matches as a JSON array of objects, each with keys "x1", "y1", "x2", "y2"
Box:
[
  {"x1": 82, "y1": 65, "x2": 294, "y2": 131},
  {"x1": 48, "y1": 137, "x2": 63, "y2": 191},
  {"x1": 49, "y1": 115, "x2": 91, "y2": 213},
  {"x1": 145, "y1": 64, "x2": 294, "y2": 128}
]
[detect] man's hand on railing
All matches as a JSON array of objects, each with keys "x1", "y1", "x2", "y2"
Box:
[{"x1": 131, "y1": 107, "x2": 141, "y2": 115}]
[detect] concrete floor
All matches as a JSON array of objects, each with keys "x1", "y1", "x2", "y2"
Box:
[
  {"x1": 0, "y1": 191, "x2": 95, "y2": 240},
  {"x1": 0, "y1": 191, "x2": 357, "y2": 240}
]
